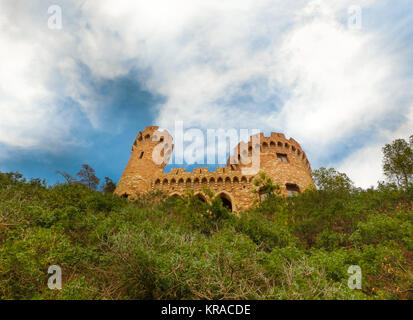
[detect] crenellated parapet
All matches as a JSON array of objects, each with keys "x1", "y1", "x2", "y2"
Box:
[
  {"x1": 115, "y1": 126, "x2": 315, "y2": 211},
  {"x1": 228, "y1": 132, "x2": 311, "y2": 172}
]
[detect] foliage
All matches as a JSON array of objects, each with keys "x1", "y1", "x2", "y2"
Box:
[
  {"x1": 101, "y1": 177, "x2": 117, "y2": 194},
  {"x1": 77, "y1": 164, "x2": 100, "y2": 191},
  {"x1": 382, "y1": 135, "x2": 413, "y2": 190},
  {"x1": 0, "y1": 169, "x2": 412, "y2": 300},
  {"x1": 252, "y1": 171, "x2": 281, "y2": 203},
  {"x1": 55, "y1": 170, "x2": 76, "y2": 183},
  {"x1": 312, "y1": 167, "x2": 354, "y2": 193}
]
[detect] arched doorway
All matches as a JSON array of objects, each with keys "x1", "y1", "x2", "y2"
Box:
[
  {"x1": 195, "y1": 193, "x2": 207, "y2": 203},
  {"x1": 218, "y1": 193, "x2": 233, "y2": 211}
]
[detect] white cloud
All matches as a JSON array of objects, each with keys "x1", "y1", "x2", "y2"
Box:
[
  {"x1": 338, "y1": 144, "x2": 384, "y2": 188},
  {"x1": 0, "y1": 1, "x2": 81, "y2": 149},
  {"x1": 337, "y1": 104, "x2": 413, "y2": 188},
  {"x1": 0, "y1": 0, "x2": 411, "y2": 187}
]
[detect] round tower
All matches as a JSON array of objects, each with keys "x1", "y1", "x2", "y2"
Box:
[
  {"x1": 115, "y1": 126, "x2": 173, "y2": 197},
  {"x1": 229, "y1": 132, "x2": 314, "y2": 196}
]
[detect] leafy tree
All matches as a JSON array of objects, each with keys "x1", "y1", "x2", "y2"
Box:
[
  {"x1": 55, "y1": 170, "x2": 76, "y2": 183},
  {"x1": 382, "y1": 135, "x2": 413, "y2": 190},
  {"x1": 312, "y1": 167, "x2": 354, "y2": 193},
  {"x1": 76, "y1": 164, "x2": 100, "y2": 191},
  {"x1": 101, "y1": 177, "x2": 117, "y2": 194},
  {"x1": 252, "y1": 171, "x2": 281, "y2": 201},
  {"x1": 0, "y1": 171, "x2": 25, "y2": 183}
]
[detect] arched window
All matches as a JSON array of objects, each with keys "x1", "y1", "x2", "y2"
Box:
[
  {"x1": 225, "y1": 177, "x2": 231, "y2": 187},
  {"x1": 270, "y1": 141, "x2": 276, "y2": 148},
  {"x1": 218, "y1": 193, "x2": 232, "y2": 211},
  {"x1": 277, "y1": 153, "x2": 289, "y2": 163},
  {"x1": 201, "y1": 177, "x2": 208, "y2": 184},
  {"x1": 209, "y1": 177, "x2": 215, "y2": 184},
  {"x1": 286, "y1": 184, "x2": 300, "y2": 197},
  {"x1": 195, "y1": 193, "x2": 207, "y2": 203}
]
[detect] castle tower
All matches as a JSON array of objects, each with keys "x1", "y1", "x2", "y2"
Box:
[
  {"x1": 115, "y1": 126, "x2": 173, "y2": 197},
  {"x1": 228, "y1": 132, "x2": 314, "y2": 196}
]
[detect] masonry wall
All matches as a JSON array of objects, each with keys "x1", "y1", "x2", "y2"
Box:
[{"x1": 115, "y1": 126, "x2": 315, "y2": 211}]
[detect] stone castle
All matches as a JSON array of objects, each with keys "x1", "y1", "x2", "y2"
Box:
[{"x1": 115, "y1": 126, "x2": 314, "y2": 211}]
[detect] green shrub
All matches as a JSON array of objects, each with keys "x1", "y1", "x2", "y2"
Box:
[{"x1": 0, "y1": 170, "x2": 411, "y2": 300}]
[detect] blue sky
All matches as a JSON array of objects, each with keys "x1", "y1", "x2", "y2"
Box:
[{"x1": 0, "y1": 0, "x2": 412, "y2": 188}]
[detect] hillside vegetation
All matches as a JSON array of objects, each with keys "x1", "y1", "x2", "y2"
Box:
[
  {"x1": 1, "y1": 136, "x2": 412, "y2": 299},
  {"x1": 1, "y1": 168, "x2": 412, "y2": 300}
]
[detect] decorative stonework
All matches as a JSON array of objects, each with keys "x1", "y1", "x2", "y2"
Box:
[{"x1": 115, "y1": 126, "x2": 314, "y2": 211}]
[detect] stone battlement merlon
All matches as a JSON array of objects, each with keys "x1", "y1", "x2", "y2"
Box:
[
  {"x1": 170, "y1": 168, "x2": 186, "y2": 174},
  {"x1": 233, "y1": 133, "x2": 299, "y2": 149},
  {"x1": 166, "y1": 166, "x2": 243, "y2": 177},
  {"x1": 134, "y1": 126, "x2": 172, "y2": 145},
  {"x1": 152, "y1": 172, "x2": 254, "y2": 188}
]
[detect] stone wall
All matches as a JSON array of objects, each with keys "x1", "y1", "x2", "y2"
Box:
[{"x1": 115, "y1": 126, "x2": 315, "y2": 211}]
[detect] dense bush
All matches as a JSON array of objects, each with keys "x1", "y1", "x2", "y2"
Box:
[{"x1": 0, "y1": 171, "x2": 412, "y2": 300}]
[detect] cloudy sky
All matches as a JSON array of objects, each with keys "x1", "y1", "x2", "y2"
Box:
[{"x1": 0, "y1": 0, "x2": 412, "y2": 187}]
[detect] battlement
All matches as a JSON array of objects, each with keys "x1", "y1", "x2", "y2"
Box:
[
  {"x1": 170, "y1": 168, "x2": 186, "y2": 174},
  {"x1": 230, "y1": 132, "x2": 310, "y2": 171},
  {"x1": 115, "y1": 125, "x2": 315, "y2": 211},
  {"x1": 234, "y1": 132, "x2": 301, "y2": 148}
]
